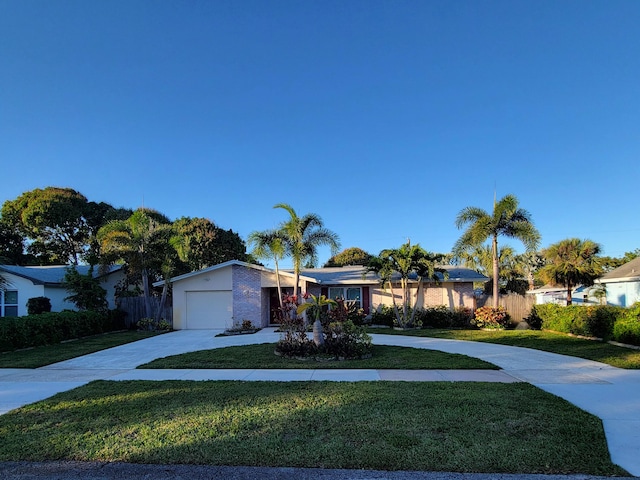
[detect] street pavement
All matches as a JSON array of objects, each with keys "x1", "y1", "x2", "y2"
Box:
[{"x1": 1, "y1": 328, "x2": 639, "y2": 478}]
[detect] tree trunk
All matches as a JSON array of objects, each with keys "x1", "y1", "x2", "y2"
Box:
[
  {"x1": 387, "y1": 280, "x2": 403, "y2": 327},
  {"x1": 274, "y1": 258, "x2": 284, "y2": 308},
  {"x1": 155, "y1": 279, "x2": 168, "y2": 325},
  {"x1": 492, "y1": 235, "x2": 499, "y2": 308},
  {"x1": 313, "y1": 318, "x2": 324, "y2": 346},
  {"x1": 142, "y1": 268, "x2": 153, "y2": 318},
  {"x1": 410, "y1": 278, "x2": 423, "y2": 326},
  {"x1": 566, "y1": 282, "x2": 573, "y2": 305}
]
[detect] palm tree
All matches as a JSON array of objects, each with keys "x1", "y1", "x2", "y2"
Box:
[
  {"x1": 368, "y1": 241, "x2": 447, "y2": 327},
  {"x1": 247, "y1": 229, "x2": 286, "y2": 309},
  {"x1": 297, "y1": 294, "x2": 337, "y2": 346},
  {"x1": 539, "y1": 238, "x2": 603, "y2": 305},
  {"x1": 98, "y1": 209, "x2": 173, "y2": 318},
  {"x1": 453, "y1": 194, "x2": 541, "y2": 307},
  {"x1": 274, "y1": 203, "x2": 340, "y2": 301}
]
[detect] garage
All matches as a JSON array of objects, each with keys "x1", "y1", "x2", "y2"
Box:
[{"x1": 185, "y1": 290, "x2": 232, "y2": 329}]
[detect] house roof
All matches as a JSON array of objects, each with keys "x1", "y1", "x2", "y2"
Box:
[
  {"x1": 0, "y1": 264, "x2": 122, "y2": 286},
  {"x1": 158, "y1": 260, "x2": 318, "y2": 286},
  {"x1": 296, "y1": 265, "x2": 488, "y2": 285},
  {"x1": 160, "y1": 261, "x2": 488, "y2": 287},
  {"x1": 597, "y1": 256, "x2": 640, "y2": 283}
]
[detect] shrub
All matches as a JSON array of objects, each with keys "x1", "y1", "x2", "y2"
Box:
[
  {"x1": 451, "y1": 306, "x2": 475, "y2": 328},
  {"x1": 535, "y1": 304, "x2": 620, "y2": 339},
  {"x1": 612, "y1": 303, "x2": 640, "y2": 346},
  {"x1": 324, "y1": 320, "x2": 372, "y2": 359},
  {"x1": 473, "y1": 306, "x2": 510, "y2": 329},
  {"x1": 370, "y1": 305, "x2": 396, "y2": 327},
  {"x1": 27, "y1": 297, "x2": 52, "y2": 315},
  {"x1": 137, "y1": 317, "x2": 172, "y2": 332},
  {"x1": 327, "y1": 298, "x2": 367, "y2": 325},
  {"x1": 0, "y1": 310, "x2": 120, "y2": 352},
  {"x1": 275, "y1": 315, "x2": 318, "y2": 358}
]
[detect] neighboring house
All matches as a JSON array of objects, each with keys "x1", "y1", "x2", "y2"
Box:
[
  {"x1": 527, "y1": 285, "x2": 599, "y2": 305},
  {"x1": 596, "y1": 257, "x2": 640, "y2": 307},
  {"x1": 159, "y1": 260, "x2": 488, "y2": 330},
  {"x1": 0, "y1": 265, "x2": 124, "y2": 317}
]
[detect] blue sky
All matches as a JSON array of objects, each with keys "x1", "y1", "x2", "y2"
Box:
[{"x1": 1, "y1": 0, "x2": 639, "y2": 268}]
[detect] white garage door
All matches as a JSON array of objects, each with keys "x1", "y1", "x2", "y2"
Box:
[{"x1": 185, "y1": 291, "x2": 232, "y2": 329}]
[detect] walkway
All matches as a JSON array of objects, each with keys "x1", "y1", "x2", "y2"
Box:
[{"x1": 1, "y1": 328, "x2": 640, "y2": 476}]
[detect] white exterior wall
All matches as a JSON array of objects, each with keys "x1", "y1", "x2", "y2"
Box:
[
  {"x1": 2, "y1": 273, "x2": 45, "y2": 316},
  {"x1": 605, "y1": 281, "x2": 640, "y2": 307},
  {"x1": 172, "y1": 265, "x2": 233, "y2": 330}
]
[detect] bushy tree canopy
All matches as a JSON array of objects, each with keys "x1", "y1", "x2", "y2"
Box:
[{"x1": 324, "y1": 247, "x2": 373, "y2": 267}]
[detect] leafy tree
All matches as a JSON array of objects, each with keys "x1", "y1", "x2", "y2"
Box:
[
  {"x1": 172, "y1": 217, "x2": 247, "y2": 273},
  {"x1": 600, "y1": 249, "x2": 640, "y2": 272},
  {"x1": 63, "y1": 266, "x2": 108, "y2": 311},
  {"x1": 1, "y1": 187, "x2": 126, "y2": 265},
  {"x1": 274, "y1": 203, "x2": 340, "y2": 301},
  {"x1": 453, "y1": 194, "x2": 540, "y2": 307},
  {"x1": 247, "y1": 229, "x2": 287, "y2": 308},
  {"x1": 324, "y1": 247, "x2": 373, "y2": 267},
  {"x1": 538, "y1": 238, "x2": 603, "y2": 305},
  {"x1": 98, "y1": 209, "x2": 174, "y2": 318},
  {"x1": 0, "y1": 219, "x2": 28, "y2": 264},
  {"x1": 368, "y1": 242, "x2": 447, "y2": 328}
]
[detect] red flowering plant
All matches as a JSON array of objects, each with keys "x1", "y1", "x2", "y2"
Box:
[{"x1": 473, "y1": 306, "x2": 511, "y2": 329}]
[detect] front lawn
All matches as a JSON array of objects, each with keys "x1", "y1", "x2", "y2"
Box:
[
  {"x1": 370, "y1": 328, "x2": 640, "y2": 369},
  {"x1": 138, "y1": 343, "x2": 498, "y2": 370},
  {"x1": 0, "y1": 331, "x2": 162, "y2": 369},
  {"x1": 0, "y1": 380, "x2": 625, "y2": 475}
]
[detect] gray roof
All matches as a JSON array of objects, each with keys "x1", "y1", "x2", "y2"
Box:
[
  {"x1": 295, "y1": 265, "x2": 488, "y2": 285},
  {"x1": 0, "y1": 265, "x2": 122, "y2": 286},
  {"x1": 599, "y1": 256, "x2": 640, "y2": 283}
]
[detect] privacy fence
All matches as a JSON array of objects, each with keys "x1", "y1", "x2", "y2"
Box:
[
  {"x1": 116, "y1": 297, "x2": 173, "y2": 329},
  {"x1": 476, "y1": 293, "x2": 535, "y2": 323}
]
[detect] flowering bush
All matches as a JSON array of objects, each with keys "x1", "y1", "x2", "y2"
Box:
[
  {"x1": 137, "y1": 317, "x2": 172, "y2": 332},
  {"x1": 473, "y1": 306, "x2": 510, "y2": 329}
]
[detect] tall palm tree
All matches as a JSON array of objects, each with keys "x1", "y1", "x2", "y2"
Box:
[
  {"x1": 247, "y1": 229, "x2": 286, "y2": 309},
  {"x1": 456, "y1": 244, "x2": 516, "y2": 278},
  {"x1": 539, "y1": 238, "x2": 603, "y2": 305},
  {"x1": 274, "y1": 203, "x2": 340, "y2": 301},
  {"x1": 98, "y1": 209, "x2": 173, "y2": 318},
  {"x1": 453, "y1": 194, "x2": 541, "y2": 307}
]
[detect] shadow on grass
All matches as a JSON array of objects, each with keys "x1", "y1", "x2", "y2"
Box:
[{"x1": 0, "y1": 380, "x2": 626, "y2": 475}]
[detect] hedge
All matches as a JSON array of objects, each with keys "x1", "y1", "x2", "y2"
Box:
[
  {"x1": 0, "y1": 309, "x2": 127, "y2": 352},
  {"x1": 528, "y1": 303, "x2": 640, "y2": 346},
  {"x1": 370, "y1": 305, "x2": 474, "y2": 329}
]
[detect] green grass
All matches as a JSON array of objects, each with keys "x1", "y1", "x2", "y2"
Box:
[
  {"x1": 0, "y1": 331, "x2": 162, "y2": 368},
  {"x1": 0, "y1": 380, "x2": 624, "y2": 475},
  {"x1": 369, "y1": 328, "x2": 640, "y2": 369},
  {"x1": 138, "y1": 343, "x2": 498, "y2": 370}
]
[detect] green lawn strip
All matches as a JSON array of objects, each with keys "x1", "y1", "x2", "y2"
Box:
[
  {"x1": 137, "y1": 343, "x2": 498, "y2": 370},
  {"x1": 370, "y1": 328, "x2": 640, "y2": 369},
  {"x1": 0, "y1": 331, "x2": 161, "y2": 369},
  {"x1": 0, "y1": 380, "x2": 624, "y2": 475}
]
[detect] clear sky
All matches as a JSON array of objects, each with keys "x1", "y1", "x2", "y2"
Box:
[{"x1": 1, "y1": 0, "x2": 639, "y2": 268}]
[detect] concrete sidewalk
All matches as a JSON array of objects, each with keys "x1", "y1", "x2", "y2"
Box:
[{"x1": 1, "y1": 328, "x2": 640, "y2": 476}]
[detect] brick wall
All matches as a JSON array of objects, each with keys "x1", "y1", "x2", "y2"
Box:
[{"x1": 231, "y1": 265, "x2": 263, "y2": 328}]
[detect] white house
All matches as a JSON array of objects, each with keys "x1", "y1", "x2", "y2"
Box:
[
  {"x1": 527, "y1": 285, "x2": 599, "y2": 305},
  {"x1": 0, "y1": 265, "x2": 124, "y2": 317},
  {"x1": 158, "y1": 260, "x2": 488, "y2": 330},
  {"x1": 596, "y1": 257, "x2": 640, "y2": 307}
]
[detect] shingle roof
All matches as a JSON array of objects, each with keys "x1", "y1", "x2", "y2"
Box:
[
  {"x1": 0, "y1": 265, "x2": 122, "y2": 286},
  {"x1": 295, "y1": 265, "x2": 488, "y2": 284},
  {"x1": 599, "y1": 257, "x2": 640, "y2": 282}
]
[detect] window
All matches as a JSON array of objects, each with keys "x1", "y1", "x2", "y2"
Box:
[
  {"x1": 328, "y1": 287, "x2": 361, "y2": 309},
  {"x1": 1, "y1": 290, "x2": 18, "y2": 317}
]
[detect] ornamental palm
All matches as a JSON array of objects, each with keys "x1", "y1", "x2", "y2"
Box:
[
  {"x1": 539, "y1": 238, "x2": 603, "y2": 305},
  {"x1": 247, "y1": 229, "x2": 286, "y2": 308},
  {"x1": 98, "y1": 209, "x2": 173, "y2": 318},
  {"x1": 274, "y1": 203, "x2": 340, "y2": 301},
  {"x1": 297, "y1": 294, "x2": 337, "y2": 346},
  {"x1": 453, "y1": 194, "x2": 540, "y2": 307},
  {"x1": 368, "y1": 241, "x2": 447, "y2": 328}
]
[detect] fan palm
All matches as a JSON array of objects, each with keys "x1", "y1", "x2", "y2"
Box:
[
  {"x1": 539, "y1": 238, "x2": 603, "y2": 305},
  {"x1": 453, "y1": 194, "x2": 540, "y2": 307}
]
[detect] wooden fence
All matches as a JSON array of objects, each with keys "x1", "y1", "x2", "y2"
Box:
[
  {"x1": 476, "y1": 293, "x2": 535, "y2": 323},
  {"x1": 116, "y1": 297, "x2": 173, "y2": 329}
]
